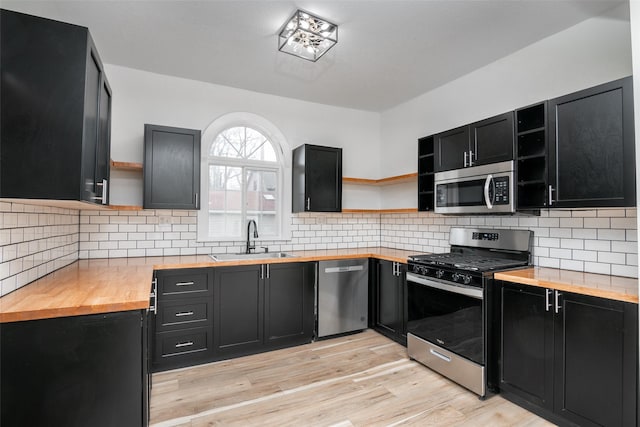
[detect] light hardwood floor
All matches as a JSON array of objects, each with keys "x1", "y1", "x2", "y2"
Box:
[{"x1": 150, "y1": 330, "x2": 554, "y2": 427}]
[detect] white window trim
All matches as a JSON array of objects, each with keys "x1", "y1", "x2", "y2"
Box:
[{"x1": 197, "y1": 112, "x2": 292, "y2": 242}]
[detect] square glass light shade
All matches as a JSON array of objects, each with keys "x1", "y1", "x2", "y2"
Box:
[{"x1": 278, "y1": 10, "x2": 338, "y2": 62}]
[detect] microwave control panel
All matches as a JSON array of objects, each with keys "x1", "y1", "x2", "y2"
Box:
[{"x1": 493, "y1": 176, "x2": 509, "y2": 204}]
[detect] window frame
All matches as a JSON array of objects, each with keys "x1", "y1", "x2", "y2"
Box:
[{"x1": 197, "y1": 113, "x2": 291, "y2": 242}]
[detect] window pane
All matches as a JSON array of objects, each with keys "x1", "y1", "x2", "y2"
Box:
[
  {"x1": 246, "y1": 169, "x2": 278, "y2": 237},
  {"x1": 208, "y1": 165, "x2": 243, "y2": 238},
  {"x1": 210, "y1": 126, "x2": 277, "y2": 162}
]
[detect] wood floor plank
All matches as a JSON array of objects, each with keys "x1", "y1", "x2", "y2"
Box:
[{"x1": 150, "y1": 329, "x2": 551, "y2": 427}]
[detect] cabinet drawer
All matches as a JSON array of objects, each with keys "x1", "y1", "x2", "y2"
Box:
[
  {"x1": 158, "y1": 270, "x2": 211, "y2": 297},
  {"x1": 156, "y1": 298, "x2": 212, "y2": 332},
  {"x1": 154, "y1": 327, "x2": 213, "y2": 369}
]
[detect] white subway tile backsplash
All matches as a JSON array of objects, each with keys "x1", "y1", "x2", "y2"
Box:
[
  {"x1": 598, "y1": 229, "x2": 626, "y2": 241},
  {"x1": 611, "y1": 264, "x2": 638, "y2": 278},
  {"x1": 0, "y1": 202, "x2": 79, "y2": 296}
]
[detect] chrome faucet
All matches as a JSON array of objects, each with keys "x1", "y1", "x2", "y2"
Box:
[{"x1": 246, "y1": 220, "x2": 258, "y2": 254}]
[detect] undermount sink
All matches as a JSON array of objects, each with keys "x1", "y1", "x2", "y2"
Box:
[{"x1": 209, "y1": 252, "x2": 297, "y2": 261}]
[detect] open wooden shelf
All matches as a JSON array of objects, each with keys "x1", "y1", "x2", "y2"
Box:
[
  {"x1": 108, "y1": 204, "x2": 144, "y2": 211},
  {"x1": 110, "y1": 160, "x2": 143, "y2": 172},
  {"x1": 343, "y1": 172, "x2": 417, "y2": 186}
]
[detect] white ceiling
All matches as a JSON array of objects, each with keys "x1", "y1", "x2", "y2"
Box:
[{"x1": 3, "y1": 1, "x2": 628, "y2": 112}]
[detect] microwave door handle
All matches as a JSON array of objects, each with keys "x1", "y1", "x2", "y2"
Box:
[{"x1": 484, "y1": 174, "x2": 494, "y2": 209}]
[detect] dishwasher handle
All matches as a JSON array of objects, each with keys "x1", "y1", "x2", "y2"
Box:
[{"x1": 323, "y1": 265, "x2": 365, "y2": 274}]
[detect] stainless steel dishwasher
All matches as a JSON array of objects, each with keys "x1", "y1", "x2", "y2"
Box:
[{"x1": 317, "y1": 259, "x2": 368, "y2": 338}]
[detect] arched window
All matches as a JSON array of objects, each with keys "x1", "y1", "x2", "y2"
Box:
[{"x1": 198, "y1": 114, "x2": 290, "y2": 242}]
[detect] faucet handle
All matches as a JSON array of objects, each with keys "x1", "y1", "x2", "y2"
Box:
[{"x1": 261, "y1": 246, "x2": 269, "y2": 253}]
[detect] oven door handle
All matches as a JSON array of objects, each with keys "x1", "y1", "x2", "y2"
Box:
[
  {"x1": 484, "y1": 174, "x2": 494, "y2": 210},
  {"x1": 407, "y1": 272, "x2": 483, "y2": 299}
]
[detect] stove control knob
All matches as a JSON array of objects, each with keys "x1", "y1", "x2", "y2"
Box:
[
  {"x1": 412, "y1": 265, "x2": 420, "y2": 273},
  {"x1": 452, "y1": 273, "x2": 459, "y2": 282},
  {"x1": 436, "y1": 270, "x2": 445, "y2": 279},
  {"x1": 463, "y1": 275, "x2": 472, "y2": 285}
]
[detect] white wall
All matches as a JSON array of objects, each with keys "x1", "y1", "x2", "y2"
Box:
[
  {"x1": 105, "y1": 65, "x2": 382, "y2": 208},
  {"x1": 379, "y1": 4, "x2": 633, "y2": 208}
]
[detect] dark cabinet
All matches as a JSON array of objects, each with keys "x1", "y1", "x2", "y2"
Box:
[
  {"x1": 1, "y1": 310, "x2": 148, "y2": 427},
  {"x1": 548, "y1": 76, "x2": 635, "y2": 208},
  {"x1": 264, "y1": 262, "x2": 315, "y2": 349},
  {"x1": 499, "y1": 281, "x2": 638, "y2": 427},
  {"x1": 0, "y1": 9, "x2": 111, "y2": 205},
  {"x1": 435, "y1": 112, "x2": 514, "y2": 172},
  {"x1": 214, "y1": 262, "x2": 314, "y2": 360},
  {"x1": 213, "y1": 264, "x2": 264, "y2": 358},
  {"x1": 373, "y1": 260, "x2": 407, "y2": 346},
  {"x1": 151, "y1": 268, "x2": 214, "y2": 372},
  {"x1": 417, "y1": 136, "x2": 435, "y2": 211},
  {"x1": 292, "y1": 144, "x2": 342, "y2": 212},
  {"x1": 144, "y1": 124, "x2": 201, "y2": 210}
]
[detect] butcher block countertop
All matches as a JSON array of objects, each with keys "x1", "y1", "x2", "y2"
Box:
[
  {"x1": 495, "y1": 267, "x2": 639, "y2": 304},
  {"x1": 0, "y1": 247, "x2": 418, "y2": 323}
]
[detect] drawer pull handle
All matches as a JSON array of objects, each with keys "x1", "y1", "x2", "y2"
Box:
[
  {"x1": 430, "y1": 348, "x2": 451, "y2": 363},
  {"x1": 175, "y1": 281, "x2": 195, "y2": 287},
  {"x1": 175, "y1": 311, "x2": 194, "y2": 317},
  {"x1": 175, "y1": 341, "x2": 194, "y2": 348}
]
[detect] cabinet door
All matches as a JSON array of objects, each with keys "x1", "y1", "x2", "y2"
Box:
[
  {"x1": 95, "y1": 78, "x2": 111, "y2": 205},
  {"x1": 264, "y1": 262, "x2": 314, "y2": 349},
  {"x1": 213, "y1": 265, "x2": 264, "y2": 358},
  {"x1": 81, "y1": 48, "x2": 101, "y2": 203},
  {"x1": 0, "y1": 10, "x2": 85, "y2": 201},
  {"x1": 305, "y1": 145, "x2": 342, "y2": 212},
  {"x1": 435, "y1": 126, "x2": 469, "y2": 172},
  {"x1": 554, "y1": 292, "x2": 638, "y2": 427},
  {"x1": 471, "y1": 112, "x2": 514, "y2": 166},
  {"x1": 548, "y1": 77, "x2": 635, "y2": 208},
  {"x1": 144, "y1": 124, "x2": 201, "y2": 209},
  {"x1": 1, "y1": 311, "x2": 145, "y2": 427},
  {"x1": 500, "y1": 283, "x2": 554, "y2": 411},
  {"x1": 375, "y1": 260, "x2": 402, "y2": 340}
]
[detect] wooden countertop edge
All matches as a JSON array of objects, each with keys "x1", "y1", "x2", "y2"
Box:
[
  {"x1": 0, "y1": 300, "x2": 150, "y2": 323},
  {"x1": 153, "y1": 252, "x2": 410, "y2": 270},
  {"x1": 495, "y1": 270, "x2": 639, "y2": 304}
]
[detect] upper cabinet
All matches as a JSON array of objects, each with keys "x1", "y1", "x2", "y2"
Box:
[
  {"x1": 435, "y1": 112, "x2": 514, "y2": 172},
  {"x1": 548, "y1": 76, "x2": 635, "y2": 208},
  {"x1": 143, "y1": 124, "x2": 201, "y2": 210},
  {"x1": 292, "y1": 144, "x2": 342, "y2": 212},
  {"x1": 0, "y1": 9, "x2": 111, "y2": 205}
]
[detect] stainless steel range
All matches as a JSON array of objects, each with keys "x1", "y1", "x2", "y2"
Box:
[{"x1": 406, "y1": 228, "x2": 533, "y2": 397}]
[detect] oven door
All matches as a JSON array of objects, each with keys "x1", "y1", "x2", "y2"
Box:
[
  {"x1": 434, "y1": 160, "x2": 514, "y2": 214},
  {"x1": 406, "y1": 272, "x2": 484, "y2": 365}
]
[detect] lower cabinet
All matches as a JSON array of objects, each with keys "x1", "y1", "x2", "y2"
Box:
[
  {"x1": 1, "y1": 310, "x2": 148, "y2": 427},
  {"x1": 152, "y1": 268, "x2": 214, "y2": 372},
  {"x1": 214, "y1": 262, "x2": 315, "y2": 360},
  {"x1": 372, "y1": 259, "x2": 407, "y2": 345},
  {"x1": 151, "y1": 262, "x2": 315, "y2": 370},
  {"x1": 499, "y1": 281, "x2": 638, "y2": 427}
]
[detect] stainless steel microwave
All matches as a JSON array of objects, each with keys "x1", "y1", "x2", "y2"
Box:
[{"x1": 434, "y1": 160, "x2": 515, "y2": 214}]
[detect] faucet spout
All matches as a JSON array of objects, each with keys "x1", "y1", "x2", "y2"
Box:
[{"x1": 246, "y1": 220, "x2": 259, "y2": 254}]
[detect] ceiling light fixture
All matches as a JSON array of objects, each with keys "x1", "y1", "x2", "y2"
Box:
[{"x1": 278, "y1": 10, "x2": 338, "y2": 62}]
